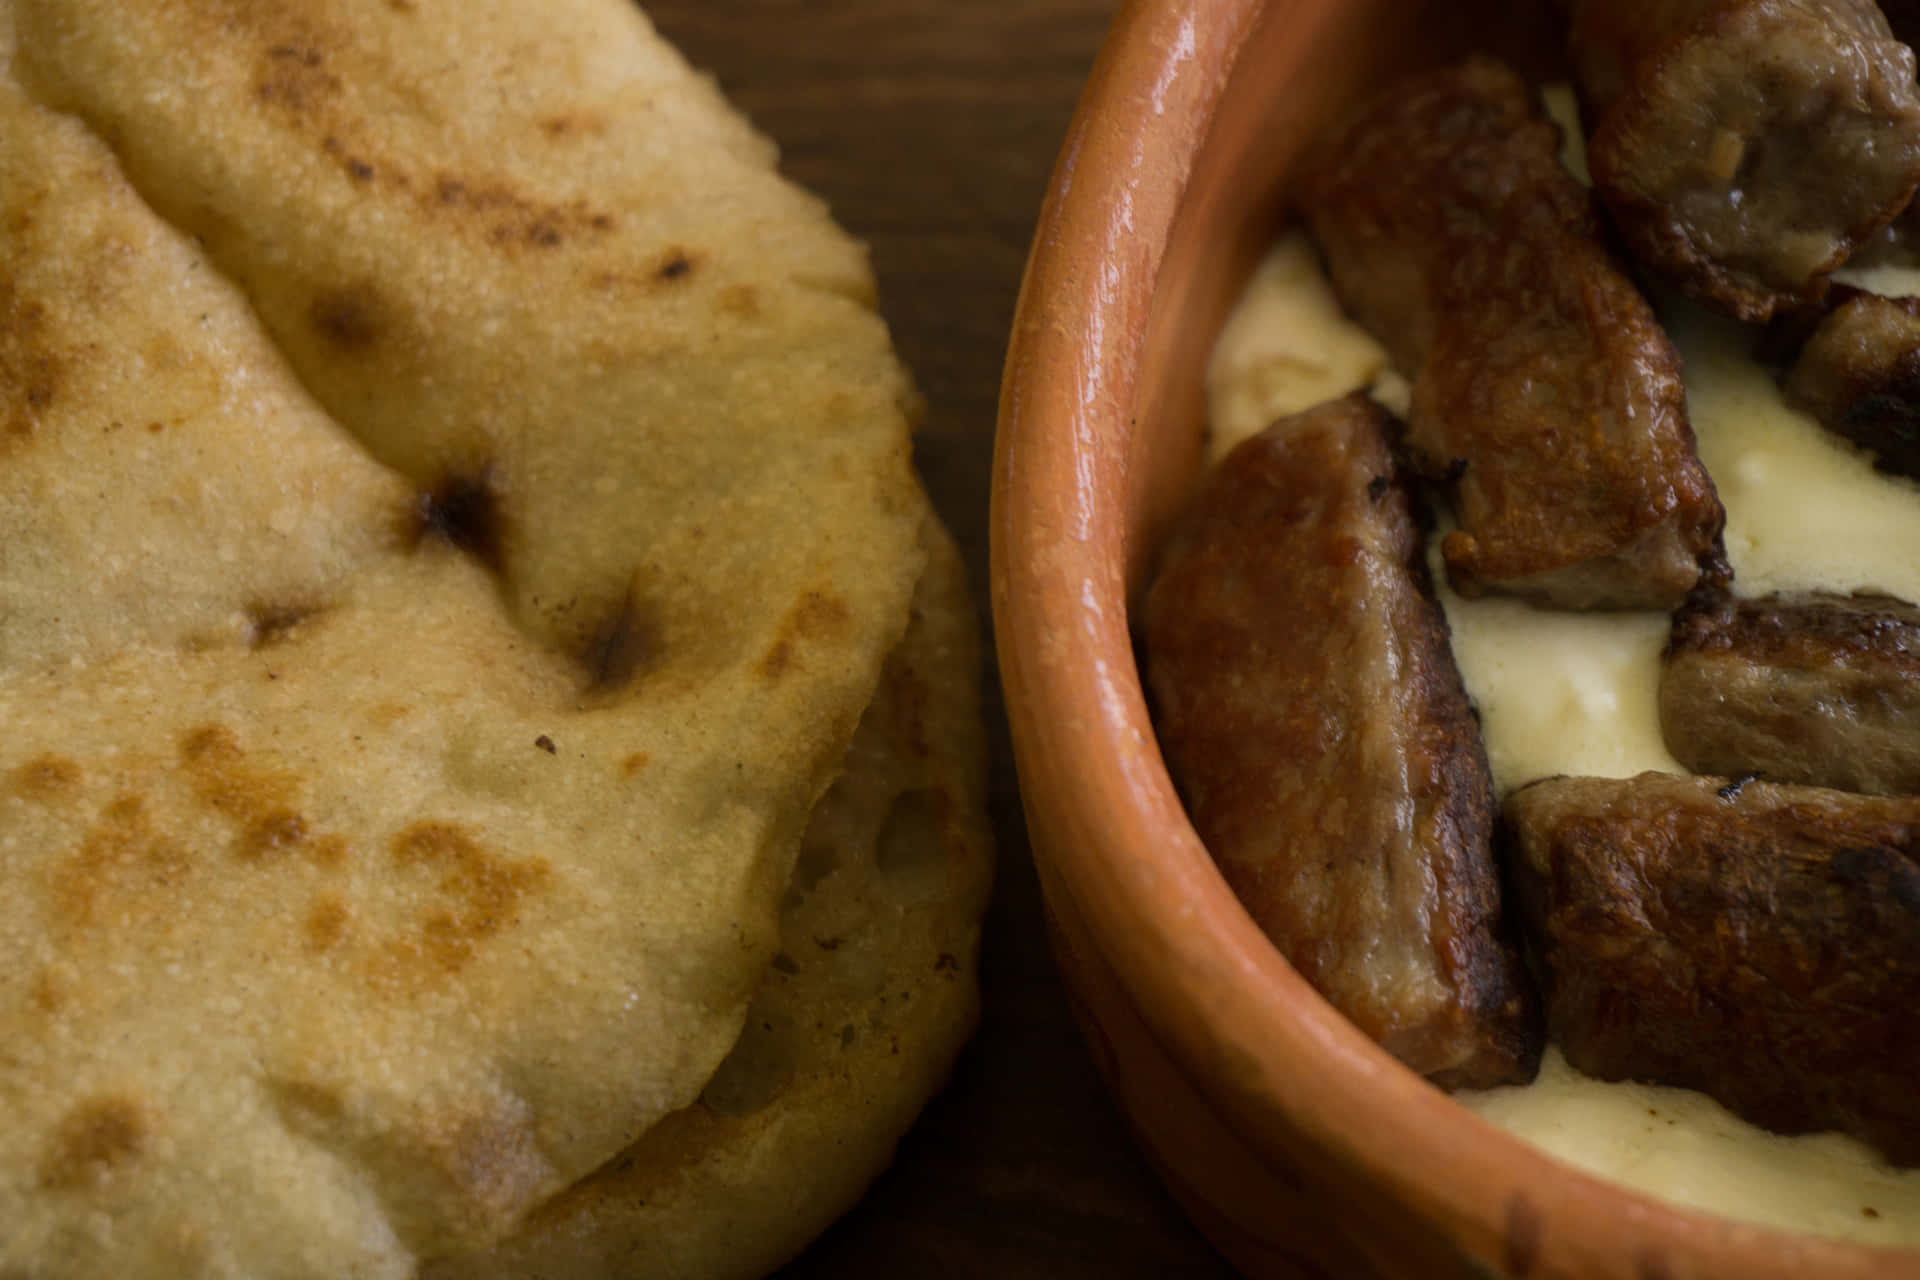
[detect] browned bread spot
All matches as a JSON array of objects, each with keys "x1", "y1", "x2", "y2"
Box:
[
  {"x1": 50, "y1": 795, "x2": 194, "y2": 933},
  {"x1": 11, "y1": 754, "x2": 81, "y2": 797},
  {"x1": 0, "y1": 281, "x2": 59, "y2": 444},
  {"x1": 579, "y1": 587, "x2": 657, "y2": 695},
  {"x1": 307, "y1": 283, "x2": 385, "y2": 352},
  {"x1": 244, "y1": 602, "x2": 324, "y2": 649},
  {"x1": 384, "y1": 821, "x2": 552, "y2": 976},
  {"x1": 304, "y1": 895, "x2": 350, "y2": 952},
  {"x1": 37, "y1": 1097, "x2": 147, "y2": 1192}
]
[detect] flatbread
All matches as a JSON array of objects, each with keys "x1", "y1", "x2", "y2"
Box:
[
  {"x1": 0, "y1": 0, "x2": 971, "y2": 1273},
  {"x1": 437, "y1": 521, "x2": 993, "y2": 1280}
]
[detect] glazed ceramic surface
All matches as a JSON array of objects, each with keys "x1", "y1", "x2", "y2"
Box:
[{"x1": 990, "y1": 1, "x2": 1920, "y2": 1276}]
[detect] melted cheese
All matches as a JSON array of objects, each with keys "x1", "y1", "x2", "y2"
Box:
[
  {"x1": 1204, "y1": 237, "x2": 1920, "y2": 1251},
  {"x1": 1668, "y1": 299, "x2": 1920, "y2": 603},
  {"x1": 1206, "y1": 230, "x2": 1395, "y2": 452},
  {"x1": 1435, "y1": 577, "x2": 1677, "y2": 794},
  {"x1": 1470, "y1": 1050, "x2": 1920, "y2": 1247}
]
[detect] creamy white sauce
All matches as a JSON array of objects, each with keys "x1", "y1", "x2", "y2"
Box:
[
  {"x1": 1668, "y1": 299, "x2": 1920, "y2": 604},
  {"x1": 1435, "y1": 580, "x2": 1678, "y2": 793},
  {"x1": 1205, "y1": 191, "x2": 1920, "y2": 1247},
  {"x1": 1205, "y1": 232, "x2": 1392, "y2": 446},
  {"x1": 1472, "y1": 1050, "x2": 1920, "y2": 1248}
]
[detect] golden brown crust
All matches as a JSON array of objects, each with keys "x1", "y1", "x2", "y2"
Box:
[
  {"x1": 1504, "y1": 772, "x2": 1920, "y2": 1165},
  {"x1": 1298, "y1": 57, "x2": 1726, "y2": 610},
  {"x1": 1570, "y1": 0, "x2": 1920, "y2": 320},
  {"x1": 1144, "y1": 394, "x2": 1540, "y2": 1089}
]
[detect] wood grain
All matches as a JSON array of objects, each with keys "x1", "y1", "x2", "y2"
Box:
[{"x1": 640, "y1": 2, "x2": 1236, "y2": 1275}]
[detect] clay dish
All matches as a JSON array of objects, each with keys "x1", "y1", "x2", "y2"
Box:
[{"x1": 990, "y1": 1, "x2": 1920, "y2": 1276}]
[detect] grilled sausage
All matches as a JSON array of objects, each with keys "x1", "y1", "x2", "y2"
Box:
[
  {"x1": 1661, "y1": 589, "x2": 1920, "y2": 794},
  {"x1": 1503, "y1": 771, "x2": 1920, "y2": 1165},
  {"x1": 1780, "y1": 291, "x2": 1920, "y2": 478},
  {"x1": 1144, "y1": 393, "x2": 1541, "y2": 1089},
  {"x1": 1567, "y1": 0, "x2": 1920, "y2": 321},
  {"x1": 1298, "y1": 57, "x2": 1726, "y2": 611}
]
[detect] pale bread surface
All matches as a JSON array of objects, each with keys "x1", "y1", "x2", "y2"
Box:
[
  {"x1": 437, "y1": 521, "x2": 993, "y2": 1280},
  {"x1": 0, "y1": 0, "x2": 936, "y2": 1272}
]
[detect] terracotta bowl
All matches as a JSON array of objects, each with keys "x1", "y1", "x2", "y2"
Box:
[{"x1": 989, "y1": 2, "x2": 1920, "y2": 1277}]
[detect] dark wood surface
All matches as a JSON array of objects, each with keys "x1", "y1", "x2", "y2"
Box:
[{"x1": 640, "y1": 3, "x2": 1236, "y2": 1276}]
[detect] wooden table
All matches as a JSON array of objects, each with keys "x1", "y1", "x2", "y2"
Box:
[{"x1": 642, "y1": 4, "x2": 1237, "y2": 1275}]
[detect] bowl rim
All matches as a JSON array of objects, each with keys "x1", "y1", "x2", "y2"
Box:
[{"x1": 990, "y1": 0, "x2": 1920, "y2": 1274}]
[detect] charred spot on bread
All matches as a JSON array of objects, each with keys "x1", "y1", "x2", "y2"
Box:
[
  {"x1": 580, "y1": 587, "x2": 658, "y2": 696},
  {"x1": 413, "y1": 468, "x2": 505, "y2": 571}
]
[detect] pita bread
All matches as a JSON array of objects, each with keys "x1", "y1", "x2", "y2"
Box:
[
  {"x1": 0, "y1": 0, "x2": 982, "y2": 1273},
  {"x1": 438, "y1": 522, "x2": 993, "y2": 1280}
]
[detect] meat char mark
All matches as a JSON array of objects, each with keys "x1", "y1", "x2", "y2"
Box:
[
  {"x1": 1566, "y1": 0, "x2": 1920, "y2": 322},
  {"x1": 1143, "y1": 393, "x2": 1540, "y2": 1089},
  {"x1": 1503, "y1": 772, "x2": 1920, "y2": 1166},
  {"x1": 1297, "y1": 57, "x2": 1725, "y2": 612},
  {"x1": 1780, "y1": 291, "x2": 1920, "y2": 478},
  {"x1": 1662, "y1": 589, "x2": 1920, "y2": 795}
]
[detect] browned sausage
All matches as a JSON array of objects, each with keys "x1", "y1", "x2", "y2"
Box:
[
  {"x1": 1568, "y1": 0, "x2": 1920, "y2": 320},
  {"x1": 1144, "y1": 393, "x2": 1540, "y2": 1089},
  {"x1": 1504, "y1": 771, "x2": 1920, "y2": 1165},
  {"x1": 1780, "y1": 291, "x2": 1920, "y2": 478},
  {"x1": 1298, "y1": 57, "x2": 1726, "y2": 611},
  {"x1": 1661, "y1": 589, "x2": 1920, "y2": 794}
]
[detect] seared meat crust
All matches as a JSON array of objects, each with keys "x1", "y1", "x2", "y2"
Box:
[
  {"x1": 1782, "y1": 291, "x2": 1920, "y2": 478},
  {"x1": 1568, "y1": 0, "x2": 1920, "y2": 321},
  {"x1": 1504, "y1": 772, "x2": 1920, "y2": 1165},
  {"x1": 1298, "y1": 58, "x2": 1725, "y2": 611},
  {"x1": 1661, "y1": 590, "x2": 1920, "y2": 794},
  {"x1": 1144, "y1": 394, "x2": 1541, "y2": 1089}
]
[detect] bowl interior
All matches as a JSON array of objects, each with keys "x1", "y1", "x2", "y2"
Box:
[{"x1": 995, "y1": 1, "x2": 1920, "y2": 1276}]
